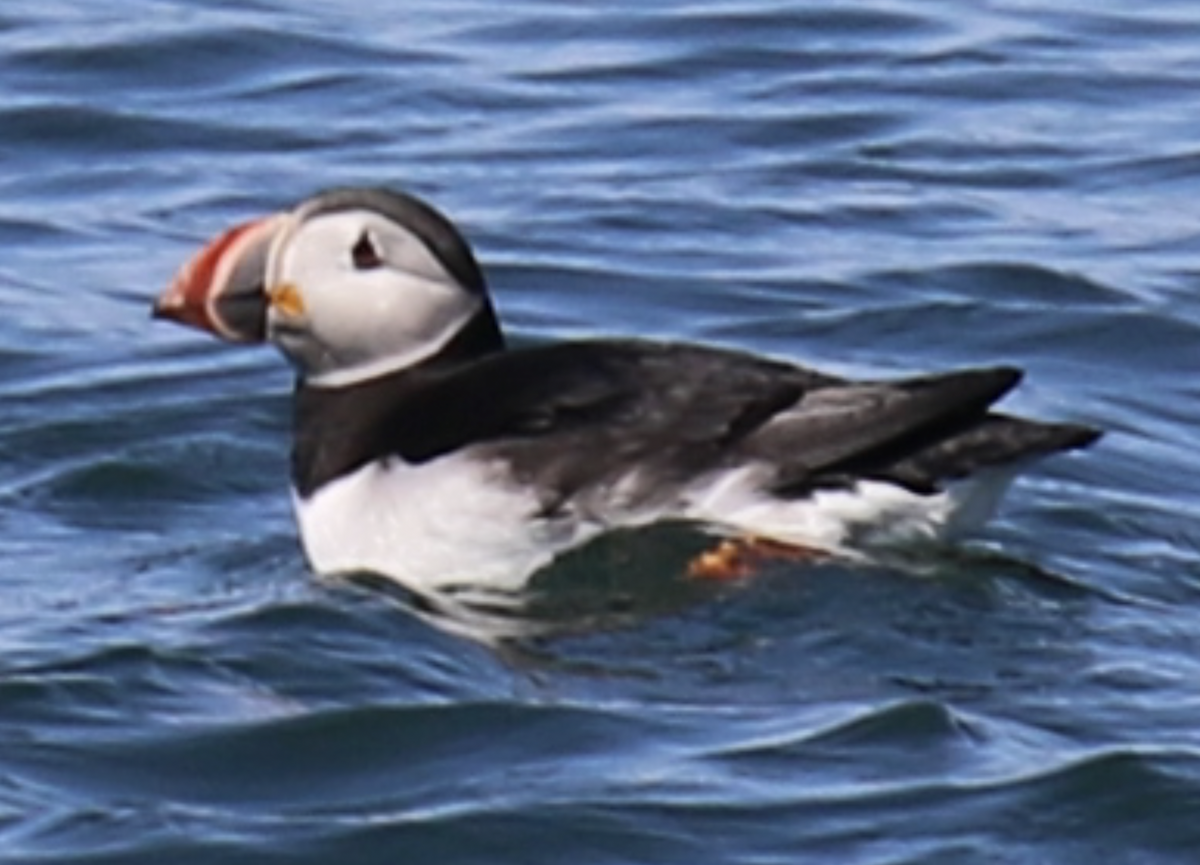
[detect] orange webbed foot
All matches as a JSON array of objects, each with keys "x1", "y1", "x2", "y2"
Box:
[{"x1": 686, "y1": 536, "x2": 827, "y2": 580}]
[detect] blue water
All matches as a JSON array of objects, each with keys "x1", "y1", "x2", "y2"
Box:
[{"x1": 2, "y1": 1, "x2": 1200, "y2": 862}]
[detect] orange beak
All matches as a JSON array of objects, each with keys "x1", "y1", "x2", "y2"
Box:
[{"x1": 152, "y1": 214, "x2": 284, "y2": 343}]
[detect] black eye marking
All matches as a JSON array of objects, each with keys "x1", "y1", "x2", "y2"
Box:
[{"x1": 351, "y1": 231, "x2": 383, "y2": 270}]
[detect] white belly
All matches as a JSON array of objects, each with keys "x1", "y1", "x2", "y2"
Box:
[
  {"x1": 684, "y1": 465, "x2": 1019, "y2": 551},
  {"x1": 293, "y1": 455, "x2": 598, "y2": 594},
  {"x1": 294, "y1": 453, "x2": 1021, "y2": 593}
]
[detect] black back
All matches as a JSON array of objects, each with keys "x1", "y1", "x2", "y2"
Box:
[{"x1": 291, "y1": 337, "x2": 1097, "y2": 504}]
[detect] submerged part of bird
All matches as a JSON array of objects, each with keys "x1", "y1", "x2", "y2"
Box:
[{"x1": 152, "y1": 186, "x2": 1100, "y2": 606}]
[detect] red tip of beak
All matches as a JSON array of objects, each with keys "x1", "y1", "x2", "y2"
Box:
[
  {"x1": 153, "y1": 215, "x2": 281, "y2": 342},
  {"x1": 154, "y1": 220, "x2": 254, "y2": 330}
]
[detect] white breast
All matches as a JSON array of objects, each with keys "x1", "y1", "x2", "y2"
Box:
[{"x1": 293, "y1": 454, "x2": 600, "y2": 593}]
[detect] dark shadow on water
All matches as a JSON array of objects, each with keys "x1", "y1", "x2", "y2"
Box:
[
  {"x1": 335, "y1": 523, "x2": 1111, "y2": 663},
  {"x1": 337, "y1": 523, "x2": 734, "y2": 647}
]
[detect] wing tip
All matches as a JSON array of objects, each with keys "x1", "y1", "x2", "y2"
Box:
[
  {"x1": 1053, "y1": 422, "x2": 1103, "y2": 451},
  {"x1": 905, "y1": 364, "x2": 1024, "y2": 415},
  {"x1": 983, "y1": 364, "x2": 1024, "y2": 399}
]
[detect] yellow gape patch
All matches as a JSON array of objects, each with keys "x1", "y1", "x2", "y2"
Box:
[{"x1": 268, "y1": 283, "x2": 305, "y2": 318}]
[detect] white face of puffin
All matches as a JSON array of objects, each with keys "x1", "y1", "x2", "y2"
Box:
[
  {"x1": 152, "y1": 188, "x2": 497, "y2": 388},
  {"x1": 265, "y1": 204, "x2": 483, "y2": 387}
]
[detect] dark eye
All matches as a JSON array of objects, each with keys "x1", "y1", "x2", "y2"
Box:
[{"x1": 351, "y1": 231, "x2": 383, "y2": 270}]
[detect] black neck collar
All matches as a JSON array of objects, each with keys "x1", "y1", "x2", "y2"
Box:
[{"x1": 291, "y1": 305, "x2": 505, "y2": 497}]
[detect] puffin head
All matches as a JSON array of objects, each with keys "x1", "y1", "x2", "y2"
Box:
[{"x1": 153, "y1": 187, "x2": 504, "y2": 385}]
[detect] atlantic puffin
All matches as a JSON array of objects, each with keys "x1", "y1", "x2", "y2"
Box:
[{"x1": 152, "y1": 187, "x2": 1099, "y2": 595}]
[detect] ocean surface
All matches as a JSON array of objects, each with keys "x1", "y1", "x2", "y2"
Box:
[{"x1": 2, "y1": 1, "x2": 1199, "y2": 862}]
